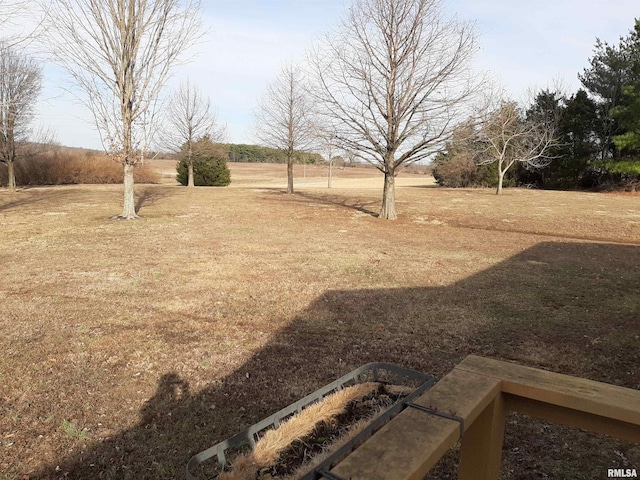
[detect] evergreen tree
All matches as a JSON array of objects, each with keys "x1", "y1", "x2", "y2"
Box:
[
  {"x1": 176, "y1": 136, "x2": 231, "y2": 186},
  {"x1": 580, "y1": 19, "x2": 640, "y2": 160},
  {"x1": 612, "y1": 85, "x2": 640, "y2": 153},
  {"x1": 561, "y1": 90, "x2": 600, "y2": 161}
]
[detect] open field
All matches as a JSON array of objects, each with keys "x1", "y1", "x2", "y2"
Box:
[
  {"x1": 1, "y1": 163, "x2": 639, "y2": 479},
  {"x1": 151, "y1": 159, "x2": 435, "y2": 189}
]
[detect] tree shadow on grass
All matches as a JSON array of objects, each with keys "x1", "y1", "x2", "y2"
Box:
[
  {"x1": 134, "y1": 186, "x2": 175, "y2": 213},
  {"x1": 33, "y1": 242, "x2": 640, "y2": 479},
  {"x1": 405, "y1": 183, "x2": 439, "y2": 189},
  {"x1": 0, "y1": 188, "x2": 79, "y2": 213},
  {"x1": 284, "y1": 190, "x2": 380, "y2": 217}
]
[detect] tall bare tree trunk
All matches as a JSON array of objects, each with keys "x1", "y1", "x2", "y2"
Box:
[
  {"x1": 188, "y1": 160, "x2": 195, "y2": 187},
  {"x1": 496, "y1": 175, "x2": 503, "y2": 195},
  {"x1": 380, "y1": 171, "x2": 397, "y2": 220},
  {"x1": 122, "y1": 163, "x2": 137, "y2": 219},
  {"x1": 496, "y1": 163, "x2": 505, "y2": 195},
  {"x1": 328, "y1": 160, "x2": 333, "y2": 188},
  {"x1": 7, "y1": 161, "x2": 16, "y2": 191},
  {"x1": 287, "y1": 154, "x2": 294, "y2": 194}
]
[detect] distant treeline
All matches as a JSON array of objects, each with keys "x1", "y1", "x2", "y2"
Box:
[
  {"x1": 225, "y1": 144, "x2": 324, "y2": 164},
  {"x1": 36, "y1": 143, "x2": 325, "y2": 165},
  {"x1": 434, "y1": 19, "x2": 640, "y2": 192}
]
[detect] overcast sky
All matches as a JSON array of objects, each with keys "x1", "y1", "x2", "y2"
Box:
[{"x1": 33, "y1": 0, "x2": 639, "y2": 150}]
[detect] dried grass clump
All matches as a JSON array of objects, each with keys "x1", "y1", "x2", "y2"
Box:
[
  {"x1": 0, "y1": 148, "x2": 160, "y2": 186},
  {"x1": 218, "y1": 383, "x2": 379, "y2": 480},
  {"x1": 281, "y1": 407, "x2": 389, "y2": 480}
]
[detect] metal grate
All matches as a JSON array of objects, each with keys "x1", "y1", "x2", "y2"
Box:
[{"x1": 186, "y1": 363, "x2": 436, "y2": 480}]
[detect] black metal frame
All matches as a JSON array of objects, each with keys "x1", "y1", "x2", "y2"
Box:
[{"x1": 186, "y1": 363, "x2": 436, "y2": 480}]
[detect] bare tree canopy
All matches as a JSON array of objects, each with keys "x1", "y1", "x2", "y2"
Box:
[
  {"x1": 1, "y1": 0, "x2": 40, "y2": 38},
  {"x1": 254, "y1": 62, "x2": 315, "y2": 195},
  {"x1": 475, "y1": 100, "x2": 560, "y2": 194},
  {"x1": 163, "y1": 79, "x2": 227, "y2": 188},
  {"x1": 0, "y1": 0, "x2": 21, "y2": 16},
  {"x1": 44, "y1": 0, "x2": 203, "y2": 218},
  {"x1": 0, "y1": 41, "x2": 42, "y2": 190},
  {"x1": 1, "y1": 0, "x2": 27, "y2": 29},
  {"x1": 309, "y1": 0, "x2": 480, "y2": 219},
  {"x1": 312, "y1": 125, "x2": 339, "y2": 188},
  {"x1": 0, "y1": 0, "x2": 47, "y2": 81}
]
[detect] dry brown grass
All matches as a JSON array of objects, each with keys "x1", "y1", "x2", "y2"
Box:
[{"x1": 0, "y1": 163, "x2": 639, "y2": 480}]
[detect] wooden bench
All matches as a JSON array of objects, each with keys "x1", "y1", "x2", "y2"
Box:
[{"x1": 328, "y1": 355, "x2": 640, "y2": 480}]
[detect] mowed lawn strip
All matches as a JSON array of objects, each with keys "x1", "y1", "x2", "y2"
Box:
[{"x1": 0, "y1": 166, "x2": 638, "y2": 479}]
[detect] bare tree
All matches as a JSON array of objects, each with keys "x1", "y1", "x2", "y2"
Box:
[
  {"x1": 0, "y1": 41, "x2": 42, "y2": 190},
  {"x1": 309, "y1": 0, "x2": 480, "y2": 219},
  {"x1": 345, "y1": 149, "x2": 359, "y2": 167},
  {"x1": 326, "y1": 141, "x2": 336, "y2": 189},
  {"x1": 322, "y1": 131, "x2": 336, "y2": 188},
  {"x1": 312, "y1": 124, "x2": 338, "y2": 188},
  {"x1": 44, "y1": 0, "x2": 203, "y2": 218},
  {"x1": 475, "y1": 100, "x2": 559, "y2": 194},
  {"x1": 255, "y1": 62, "x2": 315, "y2": 194},
  {"x1": 163, "y1": 79, "x2": 227, "y2": 188}
]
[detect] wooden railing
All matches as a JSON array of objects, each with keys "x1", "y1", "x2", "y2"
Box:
[{"x1": 327, "y1": 355, "x2": 640, "y2": 480}]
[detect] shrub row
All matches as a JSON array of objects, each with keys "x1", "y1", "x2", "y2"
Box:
[{"x1": 0, "y1": 150, "x2": 160, "y2": 186}]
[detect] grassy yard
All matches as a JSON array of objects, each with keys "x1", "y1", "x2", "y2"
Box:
[{"x1": 1, "y1": 162, "x2": 639, "y2": 479}]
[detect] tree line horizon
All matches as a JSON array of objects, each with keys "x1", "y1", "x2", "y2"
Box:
[
  {"x1": 434, "y1": 19, "x2": 640, "y2": 193},
  {"x1": 1, "y1": 1, "x2": 639, "y2": 219}
]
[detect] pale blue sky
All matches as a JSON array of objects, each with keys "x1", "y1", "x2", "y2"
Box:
[{"x1": 33, "y1": 0, "x2": 639, "y2": 150}]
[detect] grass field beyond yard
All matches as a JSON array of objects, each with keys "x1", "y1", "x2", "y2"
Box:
[{"x1": 1, "y1": 162, "x2": 639, "y2": 479}]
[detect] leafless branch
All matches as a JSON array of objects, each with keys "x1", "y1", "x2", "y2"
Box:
[{"x1": 0, "y1": 1, "x2": 46, "y2": 47}]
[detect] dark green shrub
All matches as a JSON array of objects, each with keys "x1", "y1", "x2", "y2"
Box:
[
  {"x1": 176, "y1": 138, "x2": 231, "y2": 186},
  {"x1": 176, "y1": 156, "x2": 231, "y2": 186}
]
